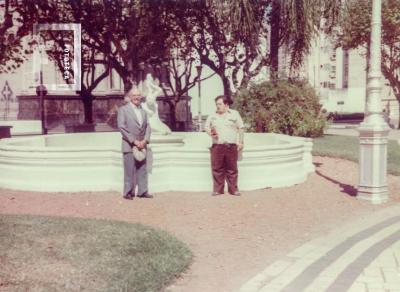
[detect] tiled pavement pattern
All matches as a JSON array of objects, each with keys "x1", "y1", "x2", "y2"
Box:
[{"x1": 240, "y1": 204, "x2": 400, "y2": 292}]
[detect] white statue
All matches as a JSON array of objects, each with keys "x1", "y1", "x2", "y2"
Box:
[{"x1": 141, "y1": 73, "x2": 172, "y2": 135}]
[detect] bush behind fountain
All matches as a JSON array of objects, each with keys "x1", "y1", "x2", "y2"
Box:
[{"x1": 234, "y1": 80, "x2": 327, "y2": 137}]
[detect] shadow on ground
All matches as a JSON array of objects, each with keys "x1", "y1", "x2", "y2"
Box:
[{"x1": 314, "y1": 162, "x2": 357, "y2": 197}]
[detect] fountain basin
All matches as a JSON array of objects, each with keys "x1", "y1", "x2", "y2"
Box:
[{"x1": 0, "y1": 132, "x2": 314, "y2": 193}]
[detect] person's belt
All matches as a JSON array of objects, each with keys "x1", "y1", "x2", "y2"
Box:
[{"x1": 213, "y1": 142, "x2": 236, "y2": 146}]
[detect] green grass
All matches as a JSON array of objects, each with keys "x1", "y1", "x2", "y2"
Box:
[
  {"x1": 313, "y1": 135, "x2": 400, "y2": 176},
  {"x1": 0, "y1": 214, "x2": 192, "y2": 292}
]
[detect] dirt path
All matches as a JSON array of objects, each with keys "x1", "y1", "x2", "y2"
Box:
[{"x1": 1, "y1": 157, "x2": 399, "y2": 292}]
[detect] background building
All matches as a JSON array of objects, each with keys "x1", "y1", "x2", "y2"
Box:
[
  {"x1": 1, "y1": 30, "x2": 399, "y2": 131},
  {"x1": 305, "y1": 34, "x2": 399, "y2": 127}
]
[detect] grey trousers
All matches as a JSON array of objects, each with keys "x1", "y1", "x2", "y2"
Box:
[{"x1": 122, "y1": 152, "x2": 148, "y2": 196}]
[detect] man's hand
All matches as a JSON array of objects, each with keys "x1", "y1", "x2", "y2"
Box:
[
  {"x1": 210, "y1": 126, "x2": 218, "y2": 139},
  {"x1": 237, "y1": 143, "x2": 244, "y2": 151},
  {"x1": 138, "y1": 140, "x2": 147, "y2": 149},
  {"x1": 133, "y1": 140, "x2": 145, "y2": 149}
]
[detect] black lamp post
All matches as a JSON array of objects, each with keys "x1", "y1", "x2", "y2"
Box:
[
  {"x1": 138, "y1": 62, "x2": 145, "y2": 84},
  {"x1": 35, "y1": 70, "x2": 48, "y2": 135},
  {"x1": 196, "y1": 64, "x2": 203, "y2": 131}
]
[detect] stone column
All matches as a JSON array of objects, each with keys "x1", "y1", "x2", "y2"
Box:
[{"x1": 357, "y1": 0, "x2": 390, "y2": 204}]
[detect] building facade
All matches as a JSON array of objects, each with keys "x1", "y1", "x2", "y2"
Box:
[
  {"x1": 305, "y1": 34, "x2": 399, "y2": 127},
  {"x1": 0, "y1": 37, "x2": 192, "y2": 132},
  {"x1": 1, "y1": 30, "x2": 399, "y2": 130}
]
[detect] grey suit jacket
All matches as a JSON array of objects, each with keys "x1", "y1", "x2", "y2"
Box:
[{"x1": 117, "y1": 103, "x2": 151, "y2": 153}]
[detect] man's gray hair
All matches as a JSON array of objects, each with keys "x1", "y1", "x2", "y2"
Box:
[{"x1": 124, "y1": 86, "x2": 141, "y2": 103}]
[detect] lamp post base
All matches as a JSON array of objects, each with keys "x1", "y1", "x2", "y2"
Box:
[
  {"x1": 357, "y1": 117, "x2": 390, "y2": 204},
  {"x1": 357, "y1": 185, "x2": 388, "y2": 204}
]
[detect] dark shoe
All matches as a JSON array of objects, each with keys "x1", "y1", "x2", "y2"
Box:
[
  {"x1": 138, "y1": 193, "x2": 153, "y2": 199},
  {"x1": 211, "y1": 192, "x2": 223, "y2": 196},
  {"x1": 229, "y1": 191, "x2": 241, "y2": 196},
  {"x1": 123, "y1": 194, "x2": 133, "y2": 200}
]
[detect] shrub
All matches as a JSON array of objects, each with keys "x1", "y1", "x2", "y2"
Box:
[{"x1": 233, "y1": 79, "x2": 327, "y2": 137}]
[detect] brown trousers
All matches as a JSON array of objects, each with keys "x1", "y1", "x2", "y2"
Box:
[{"x1": 210, "y1": 144, "x2": 238, "y2": 194}]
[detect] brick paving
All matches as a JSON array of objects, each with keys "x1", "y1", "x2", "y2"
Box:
[{"x1": 240, "y1": 205, "x2": 400, "y2": 292}]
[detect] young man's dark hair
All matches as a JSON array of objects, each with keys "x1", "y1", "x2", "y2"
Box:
[{"x1": 214, "y1": 95, "x2": 230, "y2": 105}]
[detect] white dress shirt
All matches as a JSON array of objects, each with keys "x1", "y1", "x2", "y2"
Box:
[{"x1": 130, "y1": 102, "x2": 143, "y2": 126}]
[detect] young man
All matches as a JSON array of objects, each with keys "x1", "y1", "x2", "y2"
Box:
[
  {"x1": 204, "y1": 95, "x2": 244, "y2": 196},
  {"x1": 117, "y1": 86, "x2": 152, "y2": 200}
]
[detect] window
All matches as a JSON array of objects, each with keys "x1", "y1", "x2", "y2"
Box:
[{"x1": 331, "y1": 65, "x2": 336, "y2": 76}]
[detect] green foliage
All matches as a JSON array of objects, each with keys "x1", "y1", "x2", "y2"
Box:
[
  {"x1": 337, "y1": 0, "x2": 400, "y2": 50},
  {"x1": 336, "y1": 0, "x2": 371, "y2": 49},
  {"x1": 313, "y1": 135, "x2": 400, "y2": 176},
  {"x1": 233, "y1": 80, "x2": 327, "y2": 137},
  {"x1": 0, "y1": 1, "x2": 36, "y2": 73}
]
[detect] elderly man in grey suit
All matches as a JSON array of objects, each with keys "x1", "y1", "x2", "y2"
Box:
[{"x1": 117, "y1": 86, "x2": 152, "y2": 200}]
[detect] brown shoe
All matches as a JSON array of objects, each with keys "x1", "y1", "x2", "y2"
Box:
[
  {"x1": 229, "y1": 191, "x2": 241, "y2": 196},
  {"x1": 123, "y1": 194, "x2": 133, "y2": 200},
  {"x1": 211, "y1": 192, "x2": 223, "y2": 196}
]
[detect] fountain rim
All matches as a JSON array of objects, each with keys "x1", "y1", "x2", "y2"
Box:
[{"x1": 0, "y1": 132, "x2": 307, "y2": 153}]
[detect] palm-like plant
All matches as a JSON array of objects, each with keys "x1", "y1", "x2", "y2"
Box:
[
  {"x1": 214, "y1": 0, "x2": 341, "y2": 80},
  {"x1": 270, "y1": 0, "x2": 342, "y2": 78},
  {"x1": 213, "y1": 0, "x2": 268, "y2": 48}
]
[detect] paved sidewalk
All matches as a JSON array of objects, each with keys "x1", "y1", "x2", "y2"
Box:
[{"x1": 240, "y1": 204, "x2": 400, "y2": 292}]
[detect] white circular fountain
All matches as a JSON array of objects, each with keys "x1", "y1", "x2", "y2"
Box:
[{"x1": 0, "y1": 132, "x2": 314, "y2": 193}]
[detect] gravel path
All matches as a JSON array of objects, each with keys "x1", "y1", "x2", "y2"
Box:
[{"x1": 1, "y1": 156, "x2": 399, "y2": 292}]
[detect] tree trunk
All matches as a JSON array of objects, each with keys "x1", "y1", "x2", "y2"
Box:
[
  {"x1": 397, "y1": 107, "x2": 400, "y2": 129},
  {"x1": 123, "y1": 58, "x2": 137, "y2": 93},
  {"x1": 167, "y1": 100, "x2": 177, "y2": 131},
  {"x1": 381, "y1": 62, "x2": 400, "y2": 129},
  {"x1": 123, "y1": 77, "x2": 132, "y2": 93},
  {"x1": 221, "y1": 76, "x2": 232, "y2": 103},
  {"x1": 395, "y1": 93, "x2": 400, "y2": 129},
  {"x1": 270, "y1": 0, "x2": 281, "y2": 81},
  {"x1": 82, "y1": 95, "x2": 94, "y2": 124}
]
